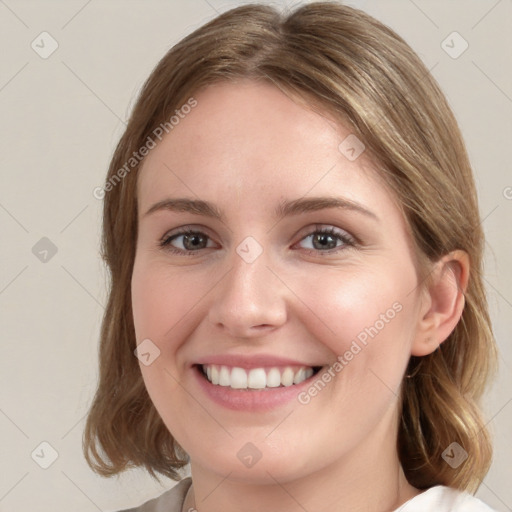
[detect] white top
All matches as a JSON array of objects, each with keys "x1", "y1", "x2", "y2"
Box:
[
  {"x1": 116, "y1": 477, "x2": 497, "y2": 511},
  {"x1": 392, "y1": 484, "x2": 497, "y2": 511}
]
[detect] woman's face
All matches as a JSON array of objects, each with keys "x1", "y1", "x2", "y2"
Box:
[{"x1": 131, "y1": 80, "x2": 425, "y2": 483}]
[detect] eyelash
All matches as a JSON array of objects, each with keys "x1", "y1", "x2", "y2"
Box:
[{"x1": 158, "y1": 225, "x2": 357, "y2": 257}]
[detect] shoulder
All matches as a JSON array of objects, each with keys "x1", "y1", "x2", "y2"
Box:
[
  {"x1": 114, "y1": 477, "x2": 192, "y2": 512},
  {"x1": 394, "y1": 485, "x2": 498, "y2": 512}
]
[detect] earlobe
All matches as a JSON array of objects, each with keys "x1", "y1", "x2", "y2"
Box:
[{"x1": 411, "y1": 250, "x2": 469, "y2": 357}]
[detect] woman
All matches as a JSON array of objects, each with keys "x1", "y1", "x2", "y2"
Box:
[{"x1": 84, "y1": 2, "x2": 499, "y2": 511}]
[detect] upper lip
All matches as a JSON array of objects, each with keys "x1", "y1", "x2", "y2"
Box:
[{"x1": 194, "y1": 354, "x2": 323, "y2": 369}]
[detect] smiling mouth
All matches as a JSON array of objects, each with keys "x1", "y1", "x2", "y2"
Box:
[{"x1": 197, "y1": 364, "x2": 322, "y2": 390}]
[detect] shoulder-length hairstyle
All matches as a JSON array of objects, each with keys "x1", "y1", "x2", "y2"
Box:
[{"x1": 83, "y1": 1, "x2": 498, "y2": 493}]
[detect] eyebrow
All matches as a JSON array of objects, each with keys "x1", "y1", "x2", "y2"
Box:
[{"x1": 143, "y1": 196, "x2": 379, "y2": 222}]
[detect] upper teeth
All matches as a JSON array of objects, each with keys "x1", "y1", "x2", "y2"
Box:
[{"x1": 202, "y1": 364, "x2": 315, "y2": 389}]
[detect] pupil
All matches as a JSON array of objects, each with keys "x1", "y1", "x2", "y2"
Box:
[
  {"x1": 315, "y1": 233, "x2": 335, "y2": 250},
  {"x1": 185, "y1": 234, "x2": 204, "y2": 249}
]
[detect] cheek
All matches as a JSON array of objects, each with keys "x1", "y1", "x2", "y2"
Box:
[
  {"x1": 131, "y1": 260, "x2": 209, "y2": 345},
  {"x1": 130, "y1": 260, "x2": 215, "y2": 406},
  {"x1": 131, "y1": 262, "x2": 194, "y2": 425},
  {"x1": 291, "y1": 266, "x2": 416, "y2": 383}
]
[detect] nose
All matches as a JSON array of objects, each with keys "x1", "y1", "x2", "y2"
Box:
[{"x1": 207, "y1": 246, "x2": 288, "y2": 339}]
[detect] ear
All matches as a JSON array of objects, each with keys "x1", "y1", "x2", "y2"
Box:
[{"x1": 411, "y1": 250, "x2": 469, "y2": 357}]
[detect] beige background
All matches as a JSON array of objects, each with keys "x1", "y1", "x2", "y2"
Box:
[{"x1": 1, "y1": 0, "x2": 511, "y2": 511}]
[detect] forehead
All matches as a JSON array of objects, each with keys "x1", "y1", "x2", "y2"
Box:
[{"x1": 136, "y1": 80, "x2": 391, "y2": 217}]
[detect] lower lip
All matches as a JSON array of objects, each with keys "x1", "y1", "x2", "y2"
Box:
[{"x1": 192, "y1": 365, "x2": 321, "y2": 412}]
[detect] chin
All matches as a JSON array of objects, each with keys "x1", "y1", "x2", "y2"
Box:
[{"x1": 188, "y1": 440, "x2": 324, "y2": 485}]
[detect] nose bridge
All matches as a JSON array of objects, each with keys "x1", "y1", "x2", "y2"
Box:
[{"x1": 208, "y1": 236, "x2": 287, "y2": 337}]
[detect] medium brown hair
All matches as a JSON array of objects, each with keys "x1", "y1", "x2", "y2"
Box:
[{"x1": 83, "y1": 1, "x2": 498, "y2": 492}]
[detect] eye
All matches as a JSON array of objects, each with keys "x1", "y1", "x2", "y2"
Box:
[
  {"x1": 159, "y1": 228, "x2": 216, "y2": 255},
  {"x1": 159, "y1": 224, "x2": 356, "y2": 256},
  {"x1": 294, "y1": 225, "x2": 356, "y2": 255}
]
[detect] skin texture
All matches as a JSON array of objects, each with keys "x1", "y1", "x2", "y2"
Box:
[{"x1": 131, "y1": 79, "x2": 468, "y2": 512}]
